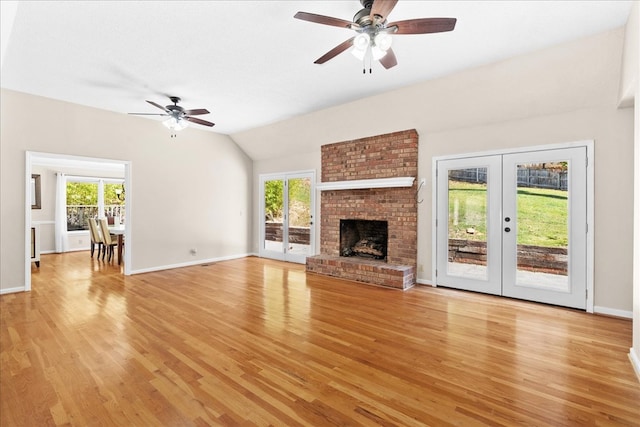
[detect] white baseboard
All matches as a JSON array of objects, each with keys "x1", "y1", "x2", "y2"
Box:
[
  {"x1": 0, "y1": 286, "x2": 26, "y2": 295},
  {"x1": 130, "y1": 253, "x2": 252, "y2": 275},
  {"x1": 416, "y1": 278, "x2": 435, "y2": 286},
  {"x1": 630, "y1": 348, "x2": 640, "y2": 381},
  {"x1": 593, "y1": 306, "x2": 633, "y2": 319}
]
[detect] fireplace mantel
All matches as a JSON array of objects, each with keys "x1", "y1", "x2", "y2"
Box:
[{"x1": 316, "y1": 177, "x2": 415, "y2": 191}]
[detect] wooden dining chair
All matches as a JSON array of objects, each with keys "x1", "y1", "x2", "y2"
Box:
[
  {"x1": 88, "y1": 218, "x2": 103, "y2": 258},
  {"x1": 98, "y1": 218, "x2": 118, "y2": 262}
]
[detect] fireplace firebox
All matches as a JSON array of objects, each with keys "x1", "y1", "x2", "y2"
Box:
[{"x1": 340, "y1": 219, "x2": 388, "y2": 260}]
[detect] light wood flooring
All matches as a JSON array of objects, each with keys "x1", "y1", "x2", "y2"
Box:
[{"x1": 1, "y1": 252, "x2": 639, "y2": 426}]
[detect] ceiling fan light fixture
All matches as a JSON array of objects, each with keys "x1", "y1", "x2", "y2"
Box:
[
  {"x1": 371, "y1": 45, "x2": 388, "y2": 60},
  {"x1": 353, "y1": 32, "x2": 370, "y2": 50},
  {"x1": 374, "y1": 32, "x2": 392, "y2": 51},
  {"x1": 351, "y1": 45, "x2": 367, "y2": 60},
  {"x1": 162, "y1": 116, "x2": 188, "y2": 131}
]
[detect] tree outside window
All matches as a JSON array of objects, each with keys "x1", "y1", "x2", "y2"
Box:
[{"x1": 104, "y1": 183, "x2": 126, "y2": 220}]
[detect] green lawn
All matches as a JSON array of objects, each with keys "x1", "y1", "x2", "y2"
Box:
[{"x1": 448, "y1": 180, "x2": 568, "y2": 247}]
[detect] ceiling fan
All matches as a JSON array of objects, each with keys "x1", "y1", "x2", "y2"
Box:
[
  {"x1": 294, "y1": 0, "x2": 456, "y2": 72},
  {"x1": 128, "y1": 96, "x2": 214, "y2": 133}
]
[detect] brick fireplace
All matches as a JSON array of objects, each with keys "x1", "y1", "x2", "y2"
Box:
[{"x1": 306, "y1": 129, "x2": 418, "y2": 289}]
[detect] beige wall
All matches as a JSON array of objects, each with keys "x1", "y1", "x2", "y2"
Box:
[
  {"x1": 626, "y1": 1, "x2": 640, "y2": 377},
  {"x1": 237, "y1": 28, "x2": 635, "y2": 313},
  {"x1": 1, "y1": 89, "x2": 253, "y2": 291}
]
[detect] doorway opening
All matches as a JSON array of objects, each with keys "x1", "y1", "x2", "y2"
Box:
[{"x1": 25, "y1": 151, "x2": 132, "y2": 291}]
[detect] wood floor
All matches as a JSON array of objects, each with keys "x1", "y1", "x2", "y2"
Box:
[{"x1": 1, "y1": 253, "x2": 639, "y2": 426}]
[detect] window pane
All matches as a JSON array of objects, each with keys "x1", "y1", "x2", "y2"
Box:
[
  {"x1": 66, "y1": 182, "x2": 98, "y2": 231},
  {"x1": 515, "y1": 162, "x2": 569, "y2": 291},
  {"x1": 104, "y1": 183, "x2": 125, "y2": 222},
  {"x1": 447, "y1": 168, "x2": 488, "y2": 280}
]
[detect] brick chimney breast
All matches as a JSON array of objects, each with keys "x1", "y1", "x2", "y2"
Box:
[{"x1": 307, "y1": 129, "x2": 418, "y2": 289}]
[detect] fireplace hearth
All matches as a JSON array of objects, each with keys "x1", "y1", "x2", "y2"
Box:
[{"x1": 340, "y1": 219, "x2": 388, "y2": 260}]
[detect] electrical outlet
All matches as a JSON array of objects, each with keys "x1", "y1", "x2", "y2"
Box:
[{"x1": 190, "y1": 248, "x2": 197, "y2": 256}]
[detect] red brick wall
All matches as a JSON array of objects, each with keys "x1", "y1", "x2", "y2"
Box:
[{"x1": 319, "y1": 129, "x2": 418, "y2": 268}]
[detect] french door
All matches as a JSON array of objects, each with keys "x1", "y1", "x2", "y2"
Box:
[
  {"x1": 259, "y1": 171, "x2": 315, "y2": 264},
  {"x1": 435, "y1": 147, "x2": 589, "y2": 309}
]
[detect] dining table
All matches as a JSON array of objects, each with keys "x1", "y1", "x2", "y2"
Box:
[{"x1": 108, "y1": 225, "x2": 125, "y2": 265}]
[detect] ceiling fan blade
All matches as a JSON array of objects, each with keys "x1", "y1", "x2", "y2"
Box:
[
  {"x1": 314, "y1": 37, "x2": 355, "y2": 64},
  {"x1": 388, "y1": 18, "x2": 457, "y2": 35},
  {"x1": 185, "y1": 116, "x2": 215, "y2": 127},
  {"x1": 183, "y1": 108, "x2": 210, "y2": 116},
  {"x1": 146, "y1": 100, "x2": 168, "y2": 112},
  {"x1": 370, "y1": 0, "x2": 398, "y2": 21},
  {"x1": 128, "y1": 113, "x2": 168, "y2": 116},
  {"x1": 294, "y1": 11, "x2": 355, "y2": 29},
  {"x1": 379, "y1": 48, "x2": 398, "y2": 69}
]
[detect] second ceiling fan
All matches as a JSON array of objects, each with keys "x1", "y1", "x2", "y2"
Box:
[
  {"x1": 294, "y1": 0, "x2": 457, "y2": 71},
  {"x1": 129, "y1": 96, "x2": 215, "y2": 132}
]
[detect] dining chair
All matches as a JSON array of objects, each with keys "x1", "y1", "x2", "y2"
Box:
[
  {"x1": 88, "y1": 218, "x2": 103, "y2": 258},
  {"x1": 98, "y1": 218, "x2": 118, "y2": 262}
]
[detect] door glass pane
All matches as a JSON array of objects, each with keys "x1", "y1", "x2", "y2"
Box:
[
  {"x1": 287, "y1": 177, "x2": 311, "y2": 256},
  {"x1": 264, "y1": 179, "x2": 284, "y2": 252},
  {"x1": 515, "y1": 162, "x2": 569, "y2": 291},
  {"x1": 447, "y1": 168, "x2": 488, "y2": 280}
]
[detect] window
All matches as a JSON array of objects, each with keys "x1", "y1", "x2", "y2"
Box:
[{"x1": 66, "y1": 177, "x2": 125, "y2": 231}]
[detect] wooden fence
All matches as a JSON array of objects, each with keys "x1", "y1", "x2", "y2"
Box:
[{"x1": 449, "y1": 167, "x2": 568, "y2": 190}]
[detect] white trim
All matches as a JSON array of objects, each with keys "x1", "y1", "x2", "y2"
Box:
[
  {"x1": 64, "y1": 247, "x2": 94, "y2": 253},
  {"x1": 431, "y1": 157, "x2": 438, "y2": 291},
  {"x1": 25, "y1": 152, "x2": 32, "y2": 292},
  {"x1": 585, "y1": 142, "x2": 595, "y2": 313},
  {"x1": 30, "y1": 151, "x2": 125, "y2": 172},
  {"x1": 629, "y1": 348, "x2": 640, "y2": 381},
  {"x1": 66, "y1": 175, "x2": 124, "y2": 183},
  {"x1": 0, "y1": 286, "x2": 26, "y2": 295},
  {"x1": 32, "y1": 220, "x2": 55, "y2": 225},
  {"x1": 130, "y1": 253, "x2": 252, "y2": 275},
  {"x1": 123, "y1": 162, "x2": 131, "y2": 276},
  {"x1": 316, "y1": 177, "x2": 415, "y2": 191},
  {"x1": 416, "y1": 278, "x2": 435, "y2": 286},
  {"x1": 593, "y1": 306, "x2": 633, "y2": 319},
  {"x1": 431, "y1": 140, "x2": 595, "y2": 163}
]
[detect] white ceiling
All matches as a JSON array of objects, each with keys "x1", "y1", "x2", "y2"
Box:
[{"x1": 0, "y1": 1, "x2": 633, "y2": 137}]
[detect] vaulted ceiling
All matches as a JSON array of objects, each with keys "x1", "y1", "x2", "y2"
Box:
[{"x1": 1, "y1": 1, "x2": 633, "y2": 138}]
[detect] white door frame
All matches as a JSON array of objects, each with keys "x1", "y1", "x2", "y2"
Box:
[
  {"x1": 432, "y1": 140, "x2": 594, "y2": 312},
  {"x1": 258, "y1": 170, "x2": 316, "y2": 264},
  {"x1": 25, "y1": 151, "x2": 132, "y2": 292}
]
